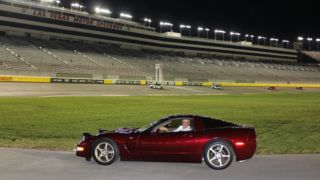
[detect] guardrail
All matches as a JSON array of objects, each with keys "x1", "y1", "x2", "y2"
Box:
[{"x1": 1, "y1": 75, "x2": 320, "y2": 88}]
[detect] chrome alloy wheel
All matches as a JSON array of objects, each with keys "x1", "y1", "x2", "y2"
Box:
[
  {"x1": 94, "y1": 142, "x2": 115, "y2": 163},
  {"x1": 206, "y1": 144, "x2": 231, "y2": 168}
]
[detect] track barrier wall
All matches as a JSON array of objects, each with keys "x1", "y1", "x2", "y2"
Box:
[{"x1": 1, "y1": 75, "x2": 320, "y2": 88}]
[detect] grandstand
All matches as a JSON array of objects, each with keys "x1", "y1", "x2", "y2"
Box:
[
  {"x1": 0, "y1": 0, "x2": 319, "y2": 84},
  {"x1": 0, "y1": 35, "x2": 319, "y2": 83}
]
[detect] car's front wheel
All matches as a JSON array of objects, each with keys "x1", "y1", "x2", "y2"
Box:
[
  {"x1": 204, "y1": 141, "x2": 234, "y2": 170},
  {"x1": 92, "y1": 139, "x2": 119, "y2": 165}
]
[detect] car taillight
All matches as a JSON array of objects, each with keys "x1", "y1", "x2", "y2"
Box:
[{"x1": 235, "y1": 142, "x2": 245, "y2": 146}]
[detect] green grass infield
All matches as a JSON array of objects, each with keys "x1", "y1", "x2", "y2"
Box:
[{"x1": 0, "y1": 93, "x2": 319, "y2": 154}]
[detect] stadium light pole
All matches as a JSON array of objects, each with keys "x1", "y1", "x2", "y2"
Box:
[
  {"x1": 179, "y1": 25, "x2": 192, "y2": 36},
  {"x1": 297, "y1": 36, "x2": 304, "y2": 50},
  {"x1": 316, "y1": 38, "x2": 320, "y2": 51},
  {"x1": 179, "y1": 24, "x2": 186, "y2": 34},
  {"x1": 282, "y1": 40, "x2": 290, "y2": 48},
  {"x1": 257, "y1": 36, "x2": 261, "y2": 46},
  {"x1": 205, "y1": 28, "x2": 210, "y2": 39},
  {"x1": 214, "y1": 29, "x2": 225, "y2": 41},
  {"x1": 250, "y1": 35, "x2": 254, "y2": 42},
  {"x1": 245, "y1": 34, "x2": 255, "y2": 43},
  {"x1": 258, "y1": 36, "x2": 266, "y2": 46},
  {"x1": 197, "y1": 27, "x2": 204, "y2": 38},
  {"x1": 160, "y1": 22, "x2": 163, "y2": 33},
  {"x1": 186, "y1": 25, "x2": 192, "y2": 37},
  {"x1": 160, "y1": 21, "x2": 173, "y2": 33},
  {"x1": 263, "y1": 37, "x2": 267, "y2": 46},
  {"x1": 143, "y1": 18, "x2": 152, "y2": 27},
  {"x1": 230, "y1": 32, "x2": 234, "y2": 42},
  {"x1": 230, "y1": 31, "x2": 240, "y2": 43},
  {"x1": 270, "y1": 38, "x2": 279, "y2": 47},
  {"x1": 307, "y1": 38, "x2": 313, "y2": 50}
]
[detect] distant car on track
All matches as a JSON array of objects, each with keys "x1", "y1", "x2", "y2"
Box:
[
  {"x1": 149, "y1": 83, "x2": 163, "y2": 89},
  {"x1": 211, "y1": 83, "x2": 222, "y2": 90},
  {"x1": 76, "y1": 115, "x2": 257, "y2": 170},
  {"x1": 267, "y1": 86, "x2": 277, "y2": 91}
]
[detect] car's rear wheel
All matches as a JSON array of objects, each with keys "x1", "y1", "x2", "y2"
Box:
[
  {"x1": 92, "y1": 139, "x2": 119, "y2": 165},
  {"x1": 204, "y1": 141, "x2": 234, "y2": 170}
]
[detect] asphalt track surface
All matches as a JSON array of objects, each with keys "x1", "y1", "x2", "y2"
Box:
[
  {"x1": 0, "y1": 82, "x2": 320, "y2": 96},
  {"x1": 0, "y1": 148, "x2": 319, "y2": 180}
]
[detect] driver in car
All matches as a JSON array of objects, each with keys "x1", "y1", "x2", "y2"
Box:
[{"x1": 173, "y1": 119, "x2": 192, "y2": 132}]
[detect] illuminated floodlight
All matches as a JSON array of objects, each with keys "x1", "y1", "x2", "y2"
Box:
[
  {"x1": 160, "y1": 21, "x2": 173, "y2": 26},
  {"x1": 42, "y1": 0, "x2": 61, "y2": 4},
  {"x1": 245, "y1": 34, "x2": 255, "y2": 42},
  {"x1": 41, "y1": 0, "x2": 54, "y2": 3},
  {"x1": 307, "y1": 37, "x2": 313, "y2": 41},
  {"x1": 214, "y1": 29, "x2": 226, "y2": 34},
  {"x1": 71, "y1": 3, "x2": 84, "y2": 9},
  {"x1": 197, "y1": 27, "x2": 204, "y2": 31},
  {"x1": 160, "y1": 21, "x2": 173, "y2": 32},
  {"x1": 120, "y1": 13, "x2": 132, "y2": 20},
  {"x1": 180, "y1": 24, "x2": 191, "y2": 36},
  {"x1": 282, "y1": 40, "x2": 290, "y2": 43},
  {"x1": 297, "y1": 37, "x2": 304, "y2": 41},
  {"x1": 230, "y1": 31, "x2": 240, "y2": 36},
  {"x1": 270, "y1": 38, "x2": 279, "y2": 41},
  {"x1": 95, "y1": 7, "x2": 112, "y2": 15},
  {"x1": 205, "y1": 28, "x2": 210, "y2": 32},
  {"x1": 258, "y1": 36, "x2": 266, "y2": 39},
  {"x1": 144, "y1": 18, "x2": 152, "y2": 23}
]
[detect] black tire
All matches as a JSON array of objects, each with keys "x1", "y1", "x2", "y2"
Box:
[
  {"x1": 92, "y1": 139, "x2": 119, "y2": 165},
  {"x1": 204, "y1": 140, "x2": 234, "y2": 170}
]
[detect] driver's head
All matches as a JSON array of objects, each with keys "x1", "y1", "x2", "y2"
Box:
[{"x1": 182, "y1": 119, "x2": 191, "y2": 129}]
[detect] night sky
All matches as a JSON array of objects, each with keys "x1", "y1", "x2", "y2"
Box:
[{"x1": 63, "y1": 0, "x2": 319, "y2": 41}]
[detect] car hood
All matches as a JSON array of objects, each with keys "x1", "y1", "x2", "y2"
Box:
[
  {"x1": 115, "y1": 128, "x2": 138, "y2": 134},
  {"x1": 99, "y1": 128, "x2": 138, "y2": 135}
]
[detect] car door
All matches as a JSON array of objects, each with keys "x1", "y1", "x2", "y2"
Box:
[{"x1": 137, "y1": 117, "x2": 199, "y2": 162}]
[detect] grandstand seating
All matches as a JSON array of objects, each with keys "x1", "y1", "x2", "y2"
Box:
[{"x1": 0, "y1": 35, "x2": 319, "y2": 83}]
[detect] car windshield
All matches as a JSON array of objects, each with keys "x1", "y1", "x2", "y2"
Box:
[{"x1": 137, "y1": 120, "x2": 159, "y2": 132}]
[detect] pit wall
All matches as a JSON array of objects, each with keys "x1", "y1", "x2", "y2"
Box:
[{"x1": 1, "y1": 75, "x2": 320, "y2": 88}]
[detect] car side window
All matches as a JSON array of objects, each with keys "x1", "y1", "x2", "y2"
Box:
[
  {"x1": 202, "y1": 118, "x2": 234, "y2": 129},
  {"x1": 153, "y1": 118, "x2": 194, "y2": 133}
]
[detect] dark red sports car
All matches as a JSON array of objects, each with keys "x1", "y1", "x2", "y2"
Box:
[{"x1": 76, "y1": 115, "x2": 257, "y2": 170}]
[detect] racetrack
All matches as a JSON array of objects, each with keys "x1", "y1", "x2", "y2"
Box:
[
  {"x1": 0, "y1": 82, "x2": 320, "y2": 96},
  {"x1": 0, "y1": 148, "x2": 319, "y2": 180}
]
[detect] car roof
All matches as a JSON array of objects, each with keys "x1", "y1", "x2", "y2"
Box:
[
  {"x1": 158, "y1": 114, "x2": 204, "y2": 122},
  {"x1": 158, "y1": 114, "x2": 235, "y2": 125}
]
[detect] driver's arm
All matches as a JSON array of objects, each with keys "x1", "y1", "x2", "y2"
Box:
[
  {"x1": 173, "y1": 126, "x2": 182, "y2": 132},
  {"x1": 159, "y1": 126, "x2": 169, "y2": 132}
]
